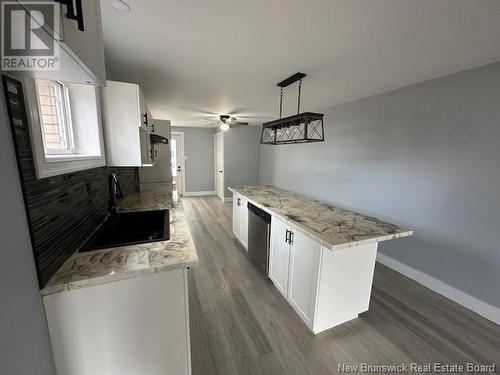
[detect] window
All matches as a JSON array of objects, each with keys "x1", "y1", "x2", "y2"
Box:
[
  {"x1": 24, "y1": 77, "x2": 106, "y2": 178},
  {"x1": 35, "y1": 79, "x2": 75, "y2": 155}
]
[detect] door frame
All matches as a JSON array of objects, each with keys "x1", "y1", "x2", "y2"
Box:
[
  {"x1": 214, "y1": 131, "x2": 225, "y2": 200},
  {"x1": 171, "y1": 130, "x2": 186, "y2": 196}
]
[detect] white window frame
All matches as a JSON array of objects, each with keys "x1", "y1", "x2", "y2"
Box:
[
  {"x1": 23, "y1": 78, "x2": 106, "y2": 179},
  {"x1": 35, "y1": 79, "x2": 76, "y2": 156}
]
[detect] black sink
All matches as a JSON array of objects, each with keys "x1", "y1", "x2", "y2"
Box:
[{"x1": 80, "y1": 210, "x2": 170, "y2": 252}]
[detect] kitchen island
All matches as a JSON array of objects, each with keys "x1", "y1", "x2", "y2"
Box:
[
  {"x1": 41, "y1": 191, "x2": 198, "y2": 375},
  {"x1": 230, "y1": 185, "x2": 412, "y2": 334}
]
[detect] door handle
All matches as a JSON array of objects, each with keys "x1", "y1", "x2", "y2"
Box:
[
  {"x1": 218, "y1": 170, "x2": 223, "y2": 173},
  {"x1": 285, "y1": 229, "x2": 290, "y2": 244}
]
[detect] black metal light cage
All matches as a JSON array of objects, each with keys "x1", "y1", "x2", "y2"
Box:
[{"x1": 260, "y1": 73, "x2": 325, "y2": 145}]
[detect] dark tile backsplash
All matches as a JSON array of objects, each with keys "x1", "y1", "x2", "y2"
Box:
[{"x1": 3, "y1": 75, "x2": 138, "y2": 287}]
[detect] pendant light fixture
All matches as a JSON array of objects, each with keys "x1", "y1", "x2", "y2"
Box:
[{"x1": 260, "y1": 73, "x2": 324, "y2": 145}]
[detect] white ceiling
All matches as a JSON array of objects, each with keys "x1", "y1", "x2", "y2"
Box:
[{"x1": 101, "y1": 0, "x2": 500, "y2": 127}]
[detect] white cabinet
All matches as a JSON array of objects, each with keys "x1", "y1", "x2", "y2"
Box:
[
  {"x1": 240, "y1": 196, "x2": 248, "y2": 248},
  {"x1": 231, "y1": 191, "x2": 381, "y2": 335},
  {"x1": 101, "y1": 80, "x2": 154, "y2": 167},
  {"x1": 288, "y1": 229, "x2": 321, "y2": 328},
  {"x1": 269, "y1": 216, "x2": 291, "y2": 298},
  {"x1": 57, "y1": 0, "x2": 106, "y2": 84},
  {"x1": 269, "y1": 217, "x2": 321, "y2": 331},
  {"x1": 232, "y1": 193, "x2": 248, "y2": 250},
  {"x1": 15, "y1": 0, "x2": 106, "y2": 85},
  {"x1": 43, "y1": 269, "x2": 192, "y2": 375},
  {"x1": 233, "y1": 194, "x2": 241, "y2": 238}
]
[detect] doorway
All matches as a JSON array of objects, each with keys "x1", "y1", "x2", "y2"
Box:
[
  {"x1": 170, "y1": 131, "x2": 185, "y2": 196},
  {"x1": 214, "y1": 132, "x2": 224, "y2": 200}
]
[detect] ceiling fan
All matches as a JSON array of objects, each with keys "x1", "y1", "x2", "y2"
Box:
[{"x1": 205, "y1": 114, "x2": 249, "y2": 131}]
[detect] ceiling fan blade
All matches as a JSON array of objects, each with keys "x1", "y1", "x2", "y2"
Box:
[
  {"x1": 204, "y1": 123, "x2": 219, "y2": 127},
  {"x1": 233, "y1": 121, "x2": 249, "y2": 126}
]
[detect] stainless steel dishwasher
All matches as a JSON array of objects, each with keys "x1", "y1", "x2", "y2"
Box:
[{"x1": 247, "y1": 202, "x2": 272, "y2": 277}]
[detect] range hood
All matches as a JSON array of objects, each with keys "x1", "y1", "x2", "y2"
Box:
[
  {"x1": 150, "y1": 133, "x2": 168, "y2": 145},
  {"x1": 260, "y1": 73, "x2": 325, "y2": 145}
]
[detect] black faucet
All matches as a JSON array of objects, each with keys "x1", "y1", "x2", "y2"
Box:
[{"x1": 108, "y1": 173, "x2": 124, "y2": 214}]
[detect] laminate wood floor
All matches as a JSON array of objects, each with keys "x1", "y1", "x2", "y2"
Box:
[{"x1": 182, "y1": 196, "x2": 500, "y2": 375}]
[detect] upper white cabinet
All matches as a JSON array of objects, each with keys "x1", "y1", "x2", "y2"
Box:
[
  {"x1": 16, "y1": 0, "x2": 106, "y2": 85},
  {"x1": 57, "y1": 0, "x2": 106, "y2": 84},
  {"x1": 101, "y1": 80, "x2": 154, "y2": 167},
  {"x1": 232, "y1": 193, "x2": 248, "y2": 250}
]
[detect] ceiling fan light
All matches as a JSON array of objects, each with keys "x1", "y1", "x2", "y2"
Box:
[{"x1": 220, "y1": 123, "x2": 230, "y2": 131}]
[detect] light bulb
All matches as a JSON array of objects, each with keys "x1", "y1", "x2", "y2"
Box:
[{"x1": 220, "y1": 123, "x2": 230, "y2": 131}]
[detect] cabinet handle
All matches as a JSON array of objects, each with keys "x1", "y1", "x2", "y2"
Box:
[
  {"x1": 237, "y1": 198, "x2": 241, "y2": 206},
  {"x1": 285, "y1": 229, "x2": 290, "y2": 244},
  {"x1": 143, "y1": 113, "x2": 148, "y2": 127},
  {"x1": 289, "y1": 231, "x2": 294, "y2": 245},
  {"x1": 55, "y1": 0, "x2": 85, "y2": 31}
]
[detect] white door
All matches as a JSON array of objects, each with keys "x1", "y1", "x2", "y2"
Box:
[
  {"x1": 170, "y1": 132, "x2": 185, "y2": 195},
  {"x1": 233, "y1": 193, "x2": 241, "y2": 239},
  {"x1": 288, "y1": 230, "x2": 322, "y2": 328},
  {"x1": 214, "y1": 132, "x2": 224, "y2": 200},
  {"x1": 269, "y1": 217, "x2": 291, "y2": 298}
]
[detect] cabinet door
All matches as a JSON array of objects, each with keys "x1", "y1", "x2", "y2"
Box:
[
  {"x1": 240, "y1": 197, "x2": 248, "y2": 249},
  {"x1": 288, "y1": 230, "x2": 321, "y2": 328},
  {"x1": 232, "y1": 194, "x2": 241, "y2": 239},
  {"x1": 59, "y1": 0, "x2": 106, "y2": 84},
  {"x1": 101, "y1": 81, "x2": 143, "y2": 166},
  {"x1": 269, "y1": 217, "x2": 290, "y2": 298}
]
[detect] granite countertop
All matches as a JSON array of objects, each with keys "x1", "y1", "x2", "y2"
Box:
[
  {"x1": 229, "y1": 185, "x2": 412, "y2": 251},
  {"x1": 116, "y1": 190, "x2": 173, "y2": 213},
  {"x1": 41, "y1": 191, "x2": 197, "y2": 296}
]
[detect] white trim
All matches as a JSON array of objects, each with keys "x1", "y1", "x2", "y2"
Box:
[
  {"x1": 377, "y1": 253, "x2": 500, "y2": 325},
  {"x1": 183, "y1": 190, "x2": 216, "y2": 197},
  {"x1": 222, "y1": 196, "x2": 233, "y2": 203},
  {"x1": 171, "y1": 131, "x2": 186, "y2": 195}
]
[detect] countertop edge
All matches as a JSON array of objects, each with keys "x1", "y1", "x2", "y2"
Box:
[
  {"x1": 229, "y1": 186, "x2": 412, "y2": 251},
  {"x1": 41, "y1": 258, "x2": 198, "y2": 297}
]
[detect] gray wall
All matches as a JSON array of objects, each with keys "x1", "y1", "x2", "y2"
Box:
[
  {"x1": 172, "y1": 127, "x2": 215, "y2": 192},
  {"x1": 0, "y1": 83, "x2": 56, "y2": 374},
  {"x1": 259, "y1": 62, "x2": 500, "y2": 308},
  {"x1": 223, "y1": 126, "x2": 261, "y2": 197}
]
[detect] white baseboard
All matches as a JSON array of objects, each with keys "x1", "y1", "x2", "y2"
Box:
[
  {"x1": 223, "y1": 196, "x2": 233, "y2": 203},
  {"x1": 377, "y1": 253, "x2": 500, "y2": 325},
  {"x1": 182, "y1": 190, "x2": 216, "y2": 197}
]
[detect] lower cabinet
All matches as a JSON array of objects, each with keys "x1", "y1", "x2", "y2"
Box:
[
  {"x1": 288, "y1": 229, "x2": 321, "y2": 328},
  {"x1": 235, "y1": 194, "x2": 380, "y2": 334},
  {"x1": 232, "y1": 192, "x2": 248, "y2": 250},
  {"x1": 269, "y1": 216, "x2": 321, "y2": 329},
  {"x1": 269, "y1": 216, "x2": 291, "y2": 298},
  {"x1": 43, "y1": 269, "x2": 192, "y2": 375}
]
